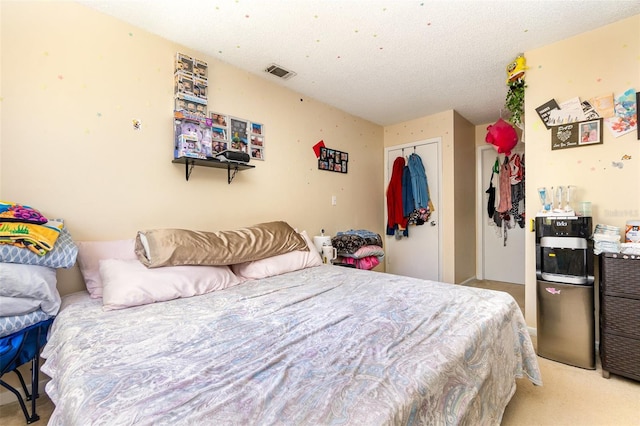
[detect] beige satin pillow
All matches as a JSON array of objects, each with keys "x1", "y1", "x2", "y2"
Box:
[{"x1": 135, "y1": 221, "x2": 308, "y2": 268}]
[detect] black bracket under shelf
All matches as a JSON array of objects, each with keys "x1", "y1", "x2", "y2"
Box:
[{"x1": 172, "y1": 157, "x2": 254, "y2": 184}]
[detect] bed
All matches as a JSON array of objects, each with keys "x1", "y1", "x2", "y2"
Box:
[{"x1": 41, "y1": 246, "x2": 542, "y2": 426}]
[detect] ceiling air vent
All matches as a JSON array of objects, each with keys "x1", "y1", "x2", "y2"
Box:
[{"x1": 264, "y1": 64, "x2": 296, "y2": 80}]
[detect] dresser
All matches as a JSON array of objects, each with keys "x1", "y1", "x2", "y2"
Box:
[{"x1": 599, "y1": 253, "x2": 640, "y2": 381}]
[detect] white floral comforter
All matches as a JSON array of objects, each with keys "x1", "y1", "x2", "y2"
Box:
[{"x1": 42, "y1": 266, "x2": 541, "y2": 425}]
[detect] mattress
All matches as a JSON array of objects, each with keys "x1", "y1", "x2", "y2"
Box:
[{"x1": 42, "y1": 266, "x2": 541, "y2": 425}]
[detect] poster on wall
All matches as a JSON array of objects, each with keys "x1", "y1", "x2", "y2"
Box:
[
  {"x1": 637, "y1": 91, "x2": 640, "y2": 140},
  {"x1": 535, "y1": 99, "x2": 559, "y2": 129},
  {"x1": 604, "y1": 88, "x2": 637, "y2": 138},
  {"x1": 551, "y1": 119, "x2": 603, "y2": 150}
]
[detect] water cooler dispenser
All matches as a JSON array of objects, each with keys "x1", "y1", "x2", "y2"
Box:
[{"x1": 535, "y1": 216, "x2": 595, "y2": 369}]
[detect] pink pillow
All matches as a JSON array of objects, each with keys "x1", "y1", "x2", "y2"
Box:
[
  {"x1": 76, "y1": 239, "x2": 137, "y2": 298},
  {"x1": 232, "y1": 230, "x2": 322, "y2": 279},
  {"x1": 100, "y1": 259, "x2": 243, "y2": 310}
]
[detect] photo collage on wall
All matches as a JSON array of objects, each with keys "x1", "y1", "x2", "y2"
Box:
[
  {"x1": 211, "y1": 114, "x2": 265, "y2": 161},
  {"x1": 173, "y1": 52, "x2": 265, "y2": 161},
  {"x1": 318, "y1": 147, "x2": 348, "y2": 173}
]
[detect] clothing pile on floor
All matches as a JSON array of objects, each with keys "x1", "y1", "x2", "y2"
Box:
[{"x1": 332, "y1": 229, "x2": 384, "y2": 270}]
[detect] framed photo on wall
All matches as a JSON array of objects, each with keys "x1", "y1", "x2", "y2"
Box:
[
  {"x1": 578, "y1": 118, "x2": 603, "y2": 146},
  {"x1": 229, "y1": 117, "x2": 249, "y2": 154},
  {"x1": 250, "y1": 122, "x2": 265, "y2": 161},
  {"x1": 211, "y1": 112, "x2": 228, "y2": 128},
  {"x1": 318, "y1": 146, "x2": 348, "y2": 173}
]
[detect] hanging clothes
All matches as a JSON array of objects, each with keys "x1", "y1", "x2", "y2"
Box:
[
  {"x1": 486, "y1": 166, "x2": 496, "y2": 219},
  {"x1": 508, "y1": 153, "x2": 526, "y2": 228},
  {"x1": 496, "y1": 156, "x2": 512, "y2": 214},
  {"x1": 386, "y1": 156, "x2": 408, "y2": 236},
  {"x1": 408, "y1": 153, "x2": 429, "y2": 209},
  {"x1": 406, "y1": 153, "x2": 435, "y2": 226},
  {"x1": 402, "y1": 164, "x2": 414, "y2": 217}
]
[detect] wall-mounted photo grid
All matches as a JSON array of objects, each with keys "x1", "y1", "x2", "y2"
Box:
[
  {"x1": 209, "y1": 113, "x2": 264, "y2": 160},
  {"x1": 318, "y1": 147, "x2": 348, "y2": 173},
  {"x1": 250, "y1": 122, "x2": 264, "y2": 160}
]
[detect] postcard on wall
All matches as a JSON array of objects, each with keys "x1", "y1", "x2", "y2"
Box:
[
  {"x1": 547, "y1": 97, "x2": 586, "y2": 126},
  {"x1": 581, "y1": 100, "x2": 600, "y2": 120},
  {"x1": 589, "y1": 93, "x2": 615, "y2": 118},
  {"x1": 535, "y1": 99, "x2": 559, "y2": 129},
  {"x1": 604, "y1": 88, "x2": 637, "y2": 138}
]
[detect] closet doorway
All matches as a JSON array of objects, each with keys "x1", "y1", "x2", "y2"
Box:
[
  {"x1": 384, "y1": 138, "x2": 441, "y2": 282},
  {"x1": 476, "y1": 145, "x2": 525, "y2": 285}
]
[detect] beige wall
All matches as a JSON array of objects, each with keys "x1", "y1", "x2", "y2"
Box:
[
  {"x1": 452, "y1": 111, "x2": 476, "y2": 283},
  {"x1": 0, "y1": 1, "x2": 384, "y2": 294},
  {"x1": 523, "y1": 15, "x2": 640, "y2": 327}
]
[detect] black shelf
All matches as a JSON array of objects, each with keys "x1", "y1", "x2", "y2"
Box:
[{"x1": 172, "y1": 157, "x2": 254, "y2": 184}]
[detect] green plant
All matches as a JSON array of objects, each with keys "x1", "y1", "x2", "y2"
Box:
[{"x1": 505, "y1": 79, "x2": 526, "y2": 127}]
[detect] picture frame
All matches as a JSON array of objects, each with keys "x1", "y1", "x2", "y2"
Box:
[
  {"x1": 251, "y1": 122, "x2": 263, "y2": 135},
  {"x1": 211, "y1": 127, "x2": 227, "y2": 141},
  {"x1": 318, "y1": 146, "x2": 349, "y2": 173},
  {"x1": 211, "y1": 113, "x2": 229, "y2": 128},
  {"x1": 211, "y1": 141, "x2": 228, "y2": 155},
  {"x1": 578, "y1": 118, "x2": 603, "y2": 146},
  {"x1": 229, "y1": 117, "x2": 249, "y2": 154},
  {"x1": 251, "y1": 147, "x2": 264, "y2": 160},
  {"x1": 551, "y1": 118, "x2": 603, "y2": 150},
  {"x1": 250, "y1": 134, "x2": 265, "y2": 161},
  {"x1": 249, "y1": 122, "x2": 265, "y2": 161}
]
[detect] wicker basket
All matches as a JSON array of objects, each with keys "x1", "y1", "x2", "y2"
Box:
[
  {"x1": 601, "y1": 253, "x2": 640, "y2": 297},
  {"x1": 600, "y1": 333, "x2": 640, "y2": 382},
  {"x1": 601, "y1": 296, "x2": 640, "y2": 338}
]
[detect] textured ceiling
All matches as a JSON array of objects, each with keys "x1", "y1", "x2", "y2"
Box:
[{"x1": 77, "y1": 0, "x2": 640, "y2": 126}]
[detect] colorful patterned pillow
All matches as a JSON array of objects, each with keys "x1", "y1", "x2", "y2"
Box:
[{"x1": 0, "y1": 200, "x2": 48, "y2": 224}]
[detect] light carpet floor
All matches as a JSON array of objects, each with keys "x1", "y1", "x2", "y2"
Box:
[{"x1": 1, "y1": 280, "x2": 638, "y2": 425}]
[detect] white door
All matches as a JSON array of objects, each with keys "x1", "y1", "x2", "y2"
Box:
[
  {"x1": 479, "y1": 146, "x2": 525, "y2": 284},
  {"x1": 384, "y1": 139, "x2": 441, "y2": 281}
]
